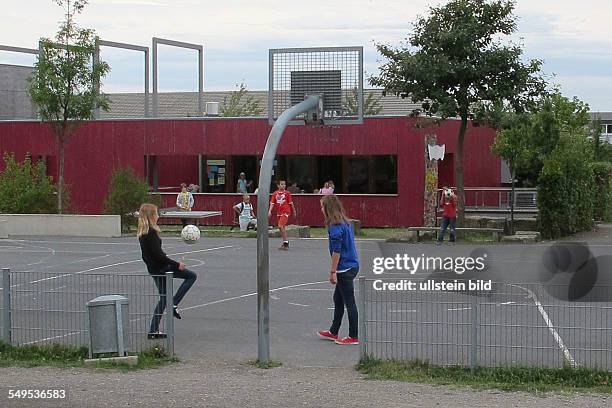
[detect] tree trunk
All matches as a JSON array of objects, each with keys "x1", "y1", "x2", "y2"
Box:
[
  {"x1": 455, "y1": 117, "x2": 468, "y2": 227},
  {"x1": 57, "y1": 134, "x2": 65, "y2": 214}
]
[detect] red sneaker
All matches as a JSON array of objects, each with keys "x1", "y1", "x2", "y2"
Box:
[
  {"x1": 317, "y1": 330, "x2": 338, "y2": 341},
  {"x1": 335, "y1": 337, "x2": 359, "y2": 345}
]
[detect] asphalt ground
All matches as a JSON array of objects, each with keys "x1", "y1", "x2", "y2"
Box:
[{"x1": 1, "y1": 227, "x2": 611, "y2": 369}]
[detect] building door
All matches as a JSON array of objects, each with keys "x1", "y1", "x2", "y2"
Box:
[{"x1": 438, "y1": 153, "x2": 454, "y2": 189}]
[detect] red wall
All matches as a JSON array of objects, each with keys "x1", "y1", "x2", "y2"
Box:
[{"x1": 0, "y1": 117, "x2": 500, "y2": 227}]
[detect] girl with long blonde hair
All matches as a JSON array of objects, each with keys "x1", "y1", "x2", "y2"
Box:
[
  {"x1": 317, "y1": 195, "x2": 360, "y2": 345},
  {"x1": 137, "y1": 203, "x2": 197, "y2": 339}
]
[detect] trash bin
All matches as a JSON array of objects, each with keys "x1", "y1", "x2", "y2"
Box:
[{"x1": 86, "y1": 295, "x2": 129, "y2": 358}]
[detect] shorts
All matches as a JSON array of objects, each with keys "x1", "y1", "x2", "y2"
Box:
[
  {"x1": 239, "y1": 218, "x2": 257, "y2": 231},
  {"x1": 277, "y1": 214, "x2": 289, "y2": 228}
]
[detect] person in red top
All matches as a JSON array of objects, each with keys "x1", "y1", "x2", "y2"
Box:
[
  {"x1": 269, "y1": 180, "x2": 297, "y2": 250},
  {"x1": 437, "y1": 186, "x2": 457, "y2": 244}
]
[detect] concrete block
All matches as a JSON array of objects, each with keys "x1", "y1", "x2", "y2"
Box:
[
  {"x1": 0, "y1": 214, "x2": 121, "y2": 237},
  {"x1": 268, "y1": 225, "x2": 310, "y2": 238},
  {"x1": 0, "y1": 220, "x2": 7, "y2": 239},
  {"x1": 501, "y1": 233, "x2": 540, "y2": 243},
  {"x1": 84, "y1": 355, "x2": 138, "y2": 366},
  {"x1": 386, "y1": 231, "x2": 417, "y2": 243},
  {"x1": 349, "y1": 219, "x2": 362, "y2": 236}
]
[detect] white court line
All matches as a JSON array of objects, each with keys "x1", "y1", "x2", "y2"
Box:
[
  {"x1": 390, "y1": 309, "x2": 417, "y2": 313},
  {"x1": 21, "y1": 331, "x2": 81, "y2": 346},
  {"x1": 511, "y1": 284, "x2": 577, "y2": 368},
  {"x1": 11, "y1": 245, "x2": 234, "y2": 287},
  {"x1": 288, "y1": 288, "x2": 333, "y2": 291},
  {"x1": 447, "y1": 307, "x2": 471, "y2": 311},
  {"x1": 180, "y1": 281, "x2": 328, "y2": 312},
  {"x1": 287, "y1": 302, "x2": 310, "y2": 307},
  {"x1": 499, "y1": 301, "x2": 516, "y2": 305}
]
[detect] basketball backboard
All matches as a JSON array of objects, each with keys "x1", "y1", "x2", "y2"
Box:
[{"x1": 268, "y1": 46, "x2": 363, "y2": 125}]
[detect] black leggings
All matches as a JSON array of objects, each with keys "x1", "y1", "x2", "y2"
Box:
[
  {"x1": 149, "y1": 264, "x2": 197, "y2": 333},
  {"x1": 329, "y1": 268, "x2": 359, "y2": 338}
]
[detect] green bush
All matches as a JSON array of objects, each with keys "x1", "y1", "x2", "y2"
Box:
[
  {"x1": 537, "y1": 134, "x2": 595, "y2": 239},
  {"x1": 592, "y1": 161, "x2": 612, "y2": 222},
  {"x1": 104, "y1": 168, "x2": 162, "y2": 232},
  {"x1": 0, "y1": 153, "x2": 57, "y2": 214}
]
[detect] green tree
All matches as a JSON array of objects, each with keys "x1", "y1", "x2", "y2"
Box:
[
  {"x1": 344, "y1": 89, "x2": 383, "y2": 116},
  {"x1": 220, "y1": 83, "x2": 263, "y2": 117},
  {"x1": 0, "y1": 154, "x2": 57, "y2": 214},
  {"x1": 104, "y1": 168, "x2": 162, "y2": 233},
  {"x1": 27, "y1": 0, "x2": 110, "y2": 214},
  {"x1": 370, "y1": 0, "x2": 546, "y2": 226}
]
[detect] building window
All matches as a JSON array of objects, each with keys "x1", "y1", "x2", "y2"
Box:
[
  {"x1": 602, "y1": 124, "x2": 612, "y2": 134},
  {"x1": 373, "y1": 156, "x2": 397, "y2": 194}
]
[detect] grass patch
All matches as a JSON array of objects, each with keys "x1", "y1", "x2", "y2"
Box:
[
  {"x1": 0, "y1": 341, "x2": 177, "y2": 370},
  {"x1": 357, "y1": 356, "x2": 612, "y2": 393},
  {"x1": 0, "y1": 341, "x2": 88, "y2": 368},
  {"x1": 310, "y1": 227, "x2": 406, "y2": 239},
  {"x1": 249, "y1": 359, "x2": 282, "y2": 369}
]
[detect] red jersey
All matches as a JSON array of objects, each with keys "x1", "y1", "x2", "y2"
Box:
[
  {"x1": 270, "y1": 190, "x2": 293, "y2": 216},
  {"x1": 442, "y1": 197, "x2": 457, "y2": 218}
]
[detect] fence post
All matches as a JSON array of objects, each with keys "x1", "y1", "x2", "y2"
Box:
[
  {"x1": 358, "y1": 275, "x2": 366, "y2": 359},
  {"x1": 165, "y1": 272, "x2": 174, "y2": 356},
  {"x1": 2, "y1": 268, "x2": 11, "y2": 344},
  {"x1": 470, "y1": 294, "x2": 479, "y2": 369}
]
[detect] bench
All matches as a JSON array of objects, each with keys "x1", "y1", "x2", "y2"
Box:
[{"x1": 407, "y1": 226, "x2": 504, "y2": 242}]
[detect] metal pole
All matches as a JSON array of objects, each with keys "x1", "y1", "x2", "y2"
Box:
[
  {"x1": 470, "y1": 294, "x2": 479, "y2": 369},
  {"x1": 93, "y1": 39, "x2": 101, "y2": 119},
  {"x1": 144, "y1": 48, "x2": 150, "y2": 118},
  {"x1": 198, "y1": 48, "x2": 204, "y2": 117},
  {"x1": 2, "y1": 268, "x2": 11, "y2": 344},
  {"x1": 152, "y1": 39, "x2": 158, "y2": 117},
  {"x1": 165, "y1": 272, "x2": 174, "y2": 356},
  {"x1": 358, "y1": 275, "x2": 366, "y2": 359},
  {"x1": 256, "y1": 95, "x2": 320, "y2": 363}
]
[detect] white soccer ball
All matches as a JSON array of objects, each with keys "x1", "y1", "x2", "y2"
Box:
[
  {"x1": 444, "y1": 188, "x2": 453, "y2": 198},
  {"x1": 181, "y1": 225, "x2": 200, "y2": 244}
]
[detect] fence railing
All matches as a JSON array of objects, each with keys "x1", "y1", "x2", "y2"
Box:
[
  {"x1": 359, "y1": 276, "x2": 612, "y2": 370},
  {"x1": 1, "y1": 268, "x2": 175, "y2": 355},
  {"x1": 439, "y1": 187, "x2": 538, "y2": 213}
]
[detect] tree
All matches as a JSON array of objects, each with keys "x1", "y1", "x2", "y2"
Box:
[
  {"x1": 0, "y1": 154, "x2": 57, "y2": 214},
  {"x1": 220, "y1": 83, "x2": 263, "y2": 117},
  {"x1": 343, "y1": 88, "x2": 383, "y2": 116},
  {"x1": 27, "y1": 0, "x2": 110, "y2": 213},
  {"x1": 370, "y1": 0, "x2": 546, "y2": 226},
  {"x1": 104, "y1": 168, "x2": 162, "y2": 233}
]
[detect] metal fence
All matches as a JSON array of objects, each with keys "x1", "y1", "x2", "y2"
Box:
[
  {"x1": 1, "y1": 268, "x2": 175, "y2": 355},
  {"x1": 359, "y1": 277, "x2": 612, "y2": 370}
]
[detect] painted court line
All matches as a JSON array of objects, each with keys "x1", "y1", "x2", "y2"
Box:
[
  {"x1": 287, "y1": 302, "x2": 310, "y2": 307},
  {"x1": 511, "y1": 284, "x2": 577, "y2": 368},
  {"x1": 181, "y1": 281, "x2": 329, "y2": 312},
  {"x1": 10, "y1": 245, "x2": 234, "y2": 287}
]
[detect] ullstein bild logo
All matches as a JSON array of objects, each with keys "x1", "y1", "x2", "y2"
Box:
[{"x1": 370, "y1": 253, "x2": 492, "y2": 292}]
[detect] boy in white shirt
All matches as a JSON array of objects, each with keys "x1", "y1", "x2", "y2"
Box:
[{"x1": 233, "y1": 194, "x2": 257, "y2": 231}]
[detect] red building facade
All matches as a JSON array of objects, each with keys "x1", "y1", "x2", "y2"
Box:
[{"x1": 0, "y1": 116, "x2": 500, "y2": 227}]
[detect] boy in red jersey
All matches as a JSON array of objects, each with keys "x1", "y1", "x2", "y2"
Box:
[{"x1": 269, "y1": 180, "x2": 297, "y2": 250}]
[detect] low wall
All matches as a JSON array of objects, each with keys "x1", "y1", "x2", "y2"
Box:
[{"x1": 0, "y1": 214, "x2": 121, "y2": 237}]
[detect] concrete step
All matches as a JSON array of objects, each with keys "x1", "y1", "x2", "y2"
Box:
[
  {"x1": 501, "y1": 232, "x2": 541, "y2": 243},
  {"x1": 268, "y1": 224, "x2": 311, "y2": 238}
]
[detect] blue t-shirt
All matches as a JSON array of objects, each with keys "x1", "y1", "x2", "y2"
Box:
[{"x1": 328, "y1": 222, "x2": 359, "y2": 272}]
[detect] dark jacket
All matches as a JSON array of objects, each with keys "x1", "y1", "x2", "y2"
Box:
[{"x1": 139, "y1": 229, "x2": 179, "y2": 274}]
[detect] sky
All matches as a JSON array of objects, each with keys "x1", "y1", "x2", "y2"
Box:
[{"x1": 1, "y1": 0, "x2": 611, "y2": 111}]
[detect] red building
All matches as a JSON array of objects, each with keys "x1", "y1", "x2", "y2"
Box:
[{"x1": 0, "y1": 116, "x2": 500, "y2": 227}]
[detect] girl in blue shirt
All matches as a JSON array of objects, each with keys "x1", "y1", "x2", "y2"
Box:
[{"x1": 317, "y1": 195, "x2": 360, "y2": 345}]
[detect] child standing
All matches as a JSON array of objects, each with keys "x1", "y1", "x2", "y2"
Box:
[
  {"x1": 233, "y1": 194, "x2": 257, "y2": 231},
  {"x1": 317, "y1": 195, "x2": 360, "y2": 345},
  {"x1": 437, "y1": 187, "x2": 457, "y2": 244},
  {"x1": 268, "y1": 180, "x2": 297, "y2": 250}
]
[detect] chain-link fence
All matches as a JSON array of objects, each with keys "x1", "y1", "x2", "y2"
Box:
[
  {"x1": 359, "y1": 277, "x2": 612, "y2": 370},
  {"x1": 1, "y1": 268, "x2": 174, "y2": 354}
]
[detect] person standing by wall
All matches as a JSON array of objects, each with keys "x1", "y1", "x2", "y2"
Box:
[
  {"x1": 237, "y1": 172, "x2": 252, "y2": 194},
  {"x1": 176, "y1": 183, "x2": 194, "y2": 228},
  {"x1": 317, "y1": 195, "x2": 360, "y2": 345},
  {"x1": 437, "y1": 187, "x2": 457, "y2": 244},
  {"x1": 233, "y1": 194, "x2": 257, "y2": 231}
]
